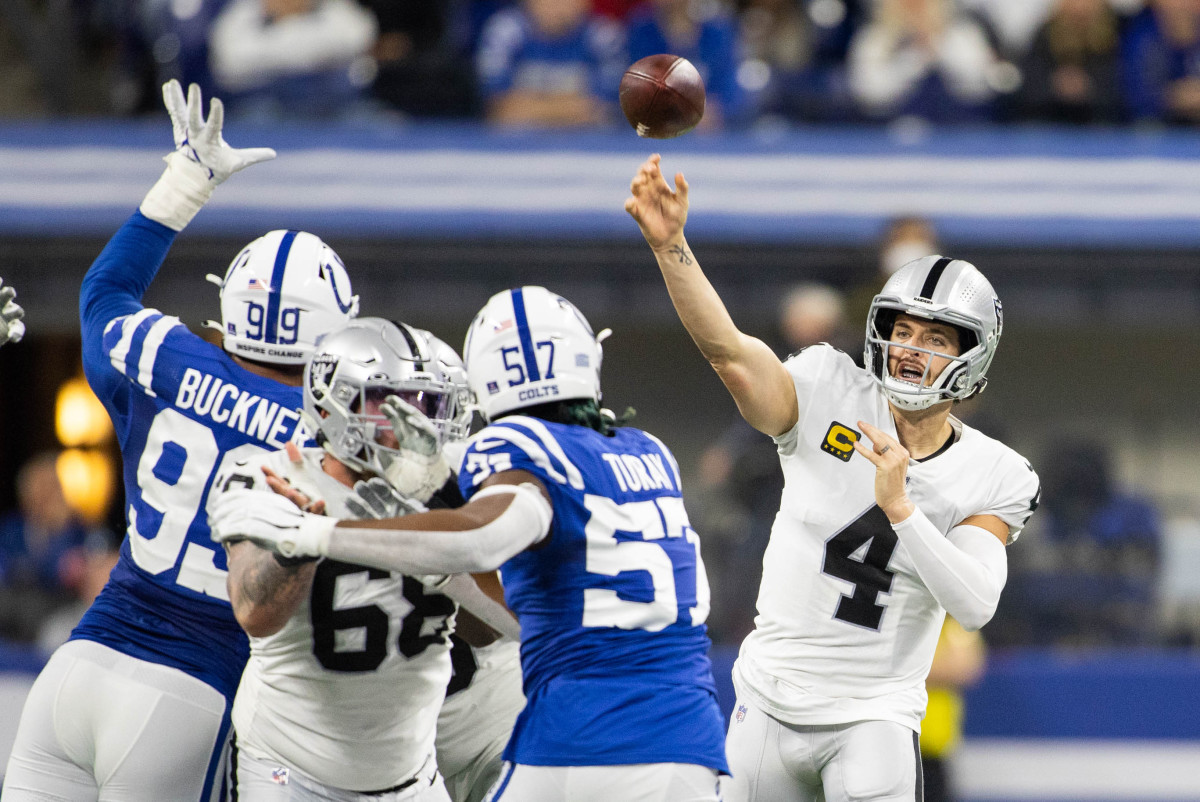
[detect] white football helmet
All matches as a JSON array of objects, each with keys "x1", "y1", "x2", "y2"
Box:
[
  {"x1": 864, "y1": 255, "x2": 1002, "y2": 411},
  {"x1": 463, "y1": 286, "x2": 605, "y2": 421},
  {"x1": 416, "y1": 329, "x2": 475, "y2": 441},
  {"x1": 205, "y1": 230, "x2": 359, "y2": 366},
  {"x1": 303, "y1": 317, "x2": 456, "y2": 481}
]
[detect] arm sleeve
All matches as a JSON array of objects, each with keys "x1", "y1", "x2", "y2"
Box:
[
  {"x1": 892, "y1": 508, "x2": 1007, "y2": 631},
  {"x1": 326, "y1": 483, "x2": 553, "y2": 575},
  {"x1": 79, "y1": 212, "x2": 177, "y2": 400}
]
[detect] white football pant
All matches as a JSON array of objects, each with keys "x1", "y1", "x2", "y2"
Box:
[
  {"x1": 2, "y1": 640, "x2": 229, "y2": 802},
  {"x1": 483, "y1": 762, "x2": 722, "y2": 802},
  {"x1": 233, "y1": 748, "x2": 450, "y2": 802},
  {"x1": 723, "y1": 696, "x2": 921, "y2": 802}
]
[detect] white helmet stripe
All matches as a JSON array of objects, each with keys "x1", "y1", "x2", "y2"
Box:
[
  {"x1": 263, "y1": 230, "x2": 298, "y2": 345},
  {"x1": 510, "y1": 287, "x2": 542, "y2": 382}
]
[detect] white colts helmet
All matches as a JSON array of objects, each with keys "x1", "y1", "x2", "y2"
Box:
[
  {"x1": 864, "y1": 255, "x2": 1002, "y2": 411},
  {"x1": 206, "y1": 230, "x2": 359, "y2": 366},
  {"x1": 303, "y1": 317, "x2": 456, "y2": 482},
  {"x1": 463, "y1": 286, "x2": 604, "y2": 421}
]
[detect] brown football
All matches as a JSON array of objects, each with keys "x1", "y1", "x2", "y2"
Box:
[{"x1": 619, "y1": 54, "x2": 706, "y2": 139}]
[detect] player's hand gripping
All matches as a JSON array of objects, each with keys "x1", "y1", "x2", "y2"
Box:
[
  {"x1": 261, "y1": 442, "x2": 327, "y2": 515},
  {"x1": 140, "y1": 79, "x2": 276, "y2": 231},
  {"x1": 378, "y1": 395, "x2": 451, "y2": 504},
  {"x1": 209, "y1": 488, "x2": 335, "y2": 559},
  {"x1": 345, "y1": 476, "x2": 428, "y2": 521},
  {"x1": 854, "y1": 421, "x2": 916, "y2": 524},
  {"x1": 625, "y1": 153, "x2": 689, "y2": 252},
  {"x1": 0, "y1": 278, "x2": 26, "y2": 346}
]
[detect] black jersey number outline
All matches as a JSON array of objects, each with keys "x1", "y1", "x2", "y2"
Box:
[
  {"x1": 444, "y1": 633, "x2": 478, "y2": 697},
  {"x1": 821, "y1": 505, "x2": 898, "y2": 630},
  {"x1": 311, "y1": 560, "x2": 456, "y2": 672}
]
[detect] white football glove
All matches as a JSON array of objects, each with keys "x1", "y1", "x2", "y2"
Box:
[
  {"x1": 139, "y1": 80, "x2": 276, "y2": 232},
  {"x1": 344, "y1": 476, "x2": 428, "y2": 521},
  {"x1": 379, "y1": 395, "x2": 451, "y2": 504},
  {"x1": 0, "y1": 279, "x2": 25, "y2": 346},
  {"x1": 209, "y1": 488, "x2": 336, "y2": 559}
]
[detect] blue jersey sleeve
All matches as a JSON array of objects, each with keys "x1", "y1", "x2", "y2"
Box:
[
  {"x1": 458, "y1": 416, "x2": 587, "y2": 500},
  {"x1": 80, "y1": 211, "x2": 178, "y2": 404}
]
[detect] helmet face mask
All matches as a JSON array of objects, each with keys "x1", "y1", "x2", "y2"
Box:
[
  {"x1": 864, "y1": 255, "x2": 1002, "y2": 411},
  {"x1": 206, "y1": 230, "x2": 360, "y2": 366},
  {"x1": 463, "y1": 286, "x2": 604, "y2": 421},
  {"x1": 415, "y1": 329, "x2": 475, "y2": 441},
  {"x1": 304, "y1": 318, "x2": 456, "y2": 480}
]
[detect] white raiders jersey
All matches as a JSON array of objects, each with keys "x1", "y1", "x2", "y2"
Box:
[
  {"x1": 734, "y1": 344, "x2": 1040, "y2": 732},
  {"x1": 212, "y1": 447, "x2": 456, "y2": 791},
  {"x1": 436, "y1": 636, "x2": 523, "y2": 796}
]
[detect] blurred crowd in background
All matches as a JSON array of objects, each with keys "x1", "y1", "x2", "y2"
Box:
[{"x1": 3, "y1": 0, "x2": 1200, "y2": 128}]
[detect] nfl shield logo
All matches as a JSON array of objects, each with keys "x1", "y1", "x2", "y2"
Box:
[
  {"x1": 735, "y1": 704, "x2": 747, "y2": 724},
  {"x1": 486, "y1": 381, "x2": 500, "y2": 395},
  {"x1": 271, "y1": 767, "x2": 290, "y2": 786}
]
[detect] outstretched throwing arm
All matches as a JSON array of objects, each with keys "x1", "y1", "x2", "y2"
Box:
[{"x1": 625, "y1": 154, "x2": 798, "y2": 437}]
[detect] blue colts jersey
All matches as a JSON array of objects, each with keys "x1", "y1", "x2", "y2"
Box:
[
  {"x1": 72, "y1": 212, "x2": 308, "y2": 700},
  {"x1": 459, "y1": 416, "x2": 728, "y2": 773}
]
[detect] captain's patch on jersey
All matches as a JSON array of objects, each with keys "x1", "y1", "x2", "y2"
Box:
[{"x1": 821, "y1": 422, "x2": 860, "y2": 462}]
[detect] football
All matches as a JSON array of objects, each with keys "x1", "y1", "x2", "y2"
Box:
[{"x1": 619, "y1": 54, "x2": 706, "y2": 139}]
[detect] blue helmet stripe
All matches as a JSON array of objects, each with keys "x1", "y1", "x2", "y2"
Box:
[
  {"x1": 511, "y1": 287, "x2": 541, "y2": 382},
  {"x1": 265, "y1": 230, "x2": 298, "y2": 344}
]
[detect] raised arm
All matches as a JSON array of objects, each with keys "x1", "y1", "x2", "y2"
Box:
[
  {"x1": 80, "y1": 81, "x2": 276, "y2": 383},
  {"x1": 625, "y1": 154, "x2": 798, "y2": 437}
]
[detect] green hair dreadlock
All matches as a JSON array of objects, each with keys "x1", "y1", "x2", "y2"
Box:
[{"x1": 511, "y1": 398, "x2": 635, "y2": 436}]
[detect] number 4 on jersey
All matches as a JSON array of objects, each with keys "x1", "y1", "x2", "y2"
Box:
[{"x1": 821, "y1": 505, "x2": 898, "y2": 630}]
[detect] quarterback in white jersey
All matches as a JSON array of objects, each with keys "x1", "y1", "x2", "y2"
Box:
[
  {"x1": 628, "y1": 155, "x2": 1040, "y2": 802},
  {"x1": 214, "y1": 317, "x2": 463, "y2": 800}
]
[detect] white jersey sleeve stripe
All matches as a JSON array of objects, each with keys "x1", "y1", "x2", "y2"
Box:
[
  {"x1": 641, "y1": 431, "x2": 682, "y2": 490},
  {"x1": 106, "y1": 308, "x2": 160, "y2": 387},
  {"x1": 135, "y1": 315, "x2": 183, "y2": 398},
  {"x1": 496, "y1": 416, "x2": 585, "y2": 489},
  {"x1": 482, "y1": 426, "x2": 575, "y2": 488}
]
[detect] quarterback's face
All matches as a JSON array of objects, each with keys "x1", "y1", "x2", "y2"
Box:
[{"x1": 886, "y1": 314, "x2": 962, "y2": 387}]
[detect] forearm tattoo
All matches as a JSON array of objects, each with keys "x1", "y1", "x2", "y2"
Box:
[
  {"x1": 239, "y1": 548, "x2": 311, "y2": 608},
  {"x1": 667, "y1": 243, "x2": 693, "y2": 265}
]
